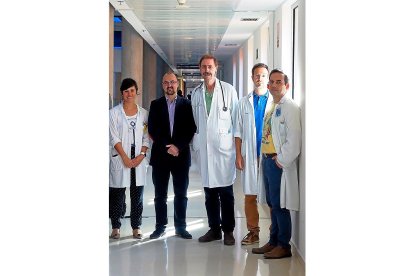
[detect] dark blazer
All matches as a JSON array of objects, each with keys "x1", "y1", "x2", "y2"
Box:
[{"x1": 148, "y1": 95, "x2": 196, "y2": 168}]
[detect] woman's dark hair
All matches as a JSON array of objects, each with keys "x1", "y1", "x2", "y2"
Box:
[{"x1": 120, "y1": 78, "x2": 138, "y2": 93}]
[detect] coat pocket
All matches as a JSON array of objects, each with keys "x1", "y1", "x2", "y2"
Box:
[
  {"x1": 219, "y1": 132, "x2": 233, "y2": 151},
  {"x1": 110, "y1": 154, "x2": 123, "y2": 171}
]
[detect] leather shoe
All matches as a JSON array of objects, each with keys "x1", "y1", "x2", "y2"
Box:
[
  {"x1": 198, "y1": 229, "x2": 222, "y2": 242},
  {"x1": 149, "y1": 228, "x2": 166, "y2": 239},
  {"x1": 264, "y1": 246, "x2": 292, "y2": 259},
  {"x1": 110, "y1": 229, "x2": 120, "y2": 239},
  {"x1": 252, "y1": 243, "x2": 276, "y2": 254},
  {"x1": 133, "y1": 229, "x2": 142, "y2": 239},
  {"x1": 109, "y1": 233, "x2": 120, "y2": 239},
  {"x1": 175, "y1": 229, "x2": 192, "y2": 239},
  {"x1": 223, "y1": 232, "x2": 235, "y2": 246}
]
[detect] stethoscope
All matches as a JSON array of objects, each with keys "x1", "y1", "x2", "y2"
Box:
[
  {"x1": 218, "y1": 80, "x2": 228, "y2": 112},
  {"x1": 130, "y1": 121, "x2": 136, "y2": 147}
]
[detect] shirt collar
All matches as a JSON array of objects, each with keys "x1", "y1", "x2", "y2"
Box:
[
  {"x1": 165, "y1": 96, "x2": 177, "y2": 103},
  {"x1": 253, "y1": 90, "x2": 269, "y2": 99}
]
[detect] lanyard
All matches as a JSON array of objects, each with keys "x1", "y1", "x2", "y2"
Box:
[{"x1": 130, "y1": 121, "x2": 136, "y2": 147}]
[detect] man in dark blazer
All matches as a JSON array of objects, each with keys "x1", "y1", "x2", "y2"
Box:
[{"x1": 148, "y1": 71, "x2": 197, "y2": 239}]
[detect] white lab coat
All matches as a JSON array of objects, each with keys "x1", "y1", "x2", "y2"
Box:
[
  {"x1": 191, "y1": 78, "x2": 239, "y2": 188},
  {"x1": 109, "y1": 103, "x2": 150, "y2": 188},
  {"x1": 234, "y1": 91, "x2": 273, "y2": 195},
  {"x1": 257, "y1": 94, "x2": 301, "y2": 211}
]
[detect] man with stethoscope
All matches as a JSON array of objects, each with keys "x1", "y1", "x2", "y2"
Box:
[{"x1": 191, "y1": 54, "x2": 239, "y2": 246}]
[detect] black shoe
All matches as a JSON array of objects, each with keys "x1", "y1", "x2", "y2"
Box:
[
  {"x1": 223, "y1": 231, "x2": 235, "y2": 246},
  {"x1": 198, "y1": 229, "x2": 222, "y2": 243},
  {"x1": 149, "y1": 228, "x2": 166, "y2": 239},
  {"x1": 175, "y1": 229, "x2": 192, "y2": 239}
]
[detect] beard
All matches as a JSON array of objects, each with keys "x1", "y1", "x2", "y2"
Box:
[{"x1": 165, "y1": 88, "x2": 175, "y2": 95}]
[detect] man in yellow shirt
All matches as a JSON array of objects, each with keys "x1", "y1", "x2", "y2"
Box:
[{"x1": 252, "y1": 69, "x2": 301, "y2": 259}]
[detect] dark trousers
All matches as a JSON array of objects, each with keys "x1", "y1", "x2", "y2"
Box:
[
  {"x1": 262, "y1": 156, "x2": 292, "y2": 248},
  {"x1": 204, "y1": 185, "x2": 235, "y2": 233},
  {"x1": 152, "y1": 163, "x2": 190, "y2": 231},
  {"x1": 109, "y1": 185, "x2": 144, "y2": 230}
]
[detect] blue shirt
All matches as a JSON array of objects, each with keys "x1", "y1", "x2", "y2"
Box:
[{"x1": 253, "y1": 91, "x2": 269, "y2": 157}]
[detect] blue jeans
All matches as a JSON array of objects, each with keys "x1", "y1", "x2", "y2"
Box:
[{"x1": 262, "y1": 156, "x2": 291, "y2": 248}]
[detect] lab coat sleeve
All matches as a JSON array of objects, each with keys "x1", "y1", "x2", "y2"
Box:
[
  {"x1": 276, "y1": 104, "x2": 301, "y2": 168},
  {"x1": 141, "y1": 109, "x2": 150, "y2": 148},
  {"x1": 234, "y1": 100, "x2": 243, "y2": 138},
  {"x1": 230, "y1": 86, "x2": 239, "y2": 135},
  {"x1": 190, "y1": 87, "x2": 201, "y2": 134},
  {"x1": 109, "y1": 108, "x2": 121, "y2": 148}
]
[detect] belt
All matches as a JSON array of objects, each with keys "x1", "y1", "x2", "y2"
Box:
[{"x1": 262, "y1": 153, "x2": 277, "y2": 158}]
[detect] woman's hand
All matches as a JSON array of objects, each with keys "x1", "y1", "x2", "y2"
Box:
[
  {"x1": 132, "y1": 154, "x2": 145, "y2": 167},
  {"x1": 121, "y1": 155, "x2": 135, "y2": 168}
]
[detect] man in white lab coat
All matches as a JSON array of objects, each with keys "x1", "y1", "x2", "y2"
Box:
[
  {"x1": 234, "y1": 63, "x2": 273, "y2": 245},
  {"x1": 191, "y1": 54, "x2": 239, "y2": 246},
  {"x1": 252, "y1": 69, "x2": 301, "y2": 259}
]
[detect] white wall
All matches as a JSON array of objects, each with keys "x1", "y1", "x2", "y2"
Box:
[
  {"x1": 239, "y1": 20, "x2": 271, "y2": 98},
  {"x1": 290, "y1": 0, "x2": 306, "y2": 262}
]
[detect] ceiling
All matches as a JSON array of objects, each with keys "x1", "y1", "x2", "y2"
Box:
[{"x1": 109, "y1": 0, "x2": 285, "y2": 76}]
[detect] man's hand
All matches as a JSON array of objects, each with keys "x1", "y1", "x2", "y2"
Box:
[
  {"x1": 166, "y1": 144, "x2": 179, "y2": 157},
  {"x1": 235, "y1": 154, "x2": 245, "y2": 170},
  {"x1": 272, "y1": 156, "x2": 283, "y2": 169}
]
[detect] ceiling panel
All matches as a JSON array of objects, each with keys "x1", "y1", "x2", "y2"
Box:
[{"x1": 110, "y1": 0, "x2": 285, "y2": 74}]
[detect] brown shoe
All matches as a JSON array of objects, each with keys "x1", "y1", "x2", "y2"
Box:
[
  {"x1": 241, "y1": 231, "x2": 259, "y2": 245},
  {"x1": 132, "y1": 228, "x2": 142, "y2": 239},
  {"x1": 252, "y1": 243, "x2": 275, "y2": 254},
  {"x1": 223, "y1": 232, "x2": 235, "y2": 246},
  {"x1": 110, "y1": 229, "x2": 120, "y2": 239},
  {"x1": 264, "y1": 246, "x2": 292, "y2": 259},
  {"x1": 198, "y1": 229, "x2": 222, "y2": 243}
]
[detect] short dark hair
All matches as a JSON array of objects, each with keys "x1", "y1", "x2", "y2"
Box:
[
  {"x1": 120, "y1": 78, "x2": 138, "y2": 93},
  {"x1": 199, "y1": 54, "x2": 218, "y2": 67},
  {"x1": 163, "y1": 70, "x2": 178, "y2": 80},
  {"x1": 251, "y1": 63, "x2": 269, "y2": 76},
  {"x1": 269, "y1": 69, "x2": 289, "y2": 85}
]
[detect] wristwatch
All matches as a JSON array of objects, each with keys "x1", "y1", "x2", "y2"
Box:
[{"x1": 140, "y1": 152, "x2": 146, "y2": 157}]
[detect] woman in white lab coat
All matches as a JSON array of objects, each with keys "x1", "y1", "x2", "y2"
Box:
[
  {"x1": 191, "y1": 54, "x2": 239, "y2": 245},
  {"x1": 109, "y1": 78, "x2": 150, "y2": 239}
]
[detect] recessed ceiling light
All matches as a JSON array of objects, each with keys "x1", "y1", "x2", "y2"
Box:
[{"x1": 241, "y1": 18, "x2": 259, "y2": 21}]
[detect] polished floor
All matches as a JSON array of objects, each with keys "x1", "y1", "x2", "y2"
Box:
[{"x1": 109, "y1": 161, "x2": 305, "y2": 276}]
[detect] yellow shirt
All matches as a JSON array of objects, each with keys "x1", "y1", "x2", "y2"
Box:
[{"x1": 261, "y1": 102, "x2": 277, "y2": 154}]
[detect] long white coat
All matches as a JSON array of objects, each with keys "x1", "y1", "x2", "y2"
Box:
[
  {"x1": 109, "y1": 103, "x2": 150, "y2": 188},
  {"x1": 191, "y1": 78, "x2": 239, "y2": 188},
  {"x1": 257, "y1": 94, "x2": 301, "y2": 211},
  {"x1": 234, "y1": 91, "x2": 273, "y2": 195}
]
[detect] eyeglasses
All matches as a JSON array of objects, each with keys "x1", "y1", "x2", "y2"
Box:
[{"x1": 162, "y1": 80, "x2": 178, "y2": 86}]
